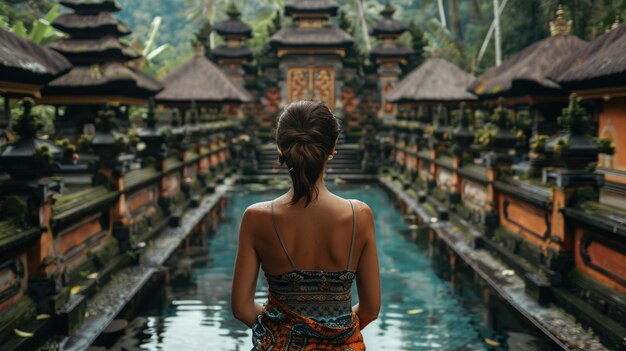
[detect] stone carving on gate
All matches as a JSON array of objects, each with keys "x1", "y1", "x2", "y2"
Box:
[
  {"x1": 314, "y1": 68, "x2": 334, "y2": 109},
  {"x1": 287, "y1": 67, "x2": 335, "y2": 110},
  {"x1": 288, "y1": 68, "x2": 309, "y2": 102},
  {"x1": 382, "y1": 81, "x2": 395, "y2": 115}
]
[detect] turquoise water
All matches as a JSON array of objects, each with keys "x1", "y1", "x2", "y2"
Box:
[{"x1": 138, "y1": 184, "x2": 485, "y2": 350}]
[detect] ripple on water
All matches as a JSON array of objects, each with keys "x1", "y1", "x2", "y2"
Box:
[{"x1": 137, "y1": 185, "x2": 485, "y2": 351}]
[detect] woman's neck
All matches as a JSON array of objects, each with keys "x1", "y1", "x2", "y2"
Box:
[{"x1": 284, "y1": 174, "x2": 329, "y2": 207}]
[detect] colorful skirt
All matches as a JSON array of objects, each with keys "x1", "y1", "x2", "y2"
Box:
[{"x1": 251, "y1": 294, "x2": 365, "y2": 351}]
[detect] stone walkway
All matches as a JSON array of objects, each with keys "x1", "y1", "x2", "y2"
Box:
[
  {"x1": 51, "y1": 179, "x2": 235, "y2": 351},
  {"x1": 381, "y1": 177, "x2": 608, "y2": 351}
]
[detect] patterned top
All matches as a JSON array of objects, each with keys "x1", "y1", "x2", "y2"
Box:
[{"x1": 264, "y1": 200, "x2": 357, "y2": 328}]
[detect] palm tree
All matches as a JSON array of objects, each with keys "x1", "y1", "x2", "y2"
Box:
[
  {"x1": 181, "y1": 0, "x2": 224, "y2": 49},
  {"x1": 340, "y1": 0, "x2": 382, "y2": 52}
]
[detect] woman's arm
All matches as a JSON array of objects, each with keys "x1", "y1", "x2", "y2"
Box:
[
  {"x1": 231, "y1": 205, "x2": 263, "y2": 327},
  {"x1": 353, "y1": 202, "x2": 381, "y2": 330}
]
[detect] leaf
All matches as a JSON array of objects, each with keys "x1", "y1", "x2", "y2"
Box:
[
  {"x1": 501, "y1": 269, "x2": 515, "y2": 277},
  {"x1": 14, "y1": 329, "x2": 34, "y2": 338},
  {"x1": 146, "y1": 44, "x2": 174, "y2": 62},
  {"x1": 87, "y1": 272, "x2": 99, "y2": 280},
  {"x1": 36, "y1": 314, "x2": 51, "y2": 320},
  {"x1": 11, "y1": 21, "x2": 27, "y2": 37},
  {"x1": 70, "y1": 286, "x2": 82, "y2": 295},
  {"x1": 43, "y1": 4, "x2": 61, "y2": 23},
  {"x1": 29, "y1": 19, "x2": 50, "y2": 43},
  {"x1": 406, "y1": 308, "x2": 424, "y2": 315},
  {"x1": 485, "y1": 338, "x2": 500, "y2": 346},
  {"x1": 144, "y1": 16, "x2": 163, "y2": 57}
]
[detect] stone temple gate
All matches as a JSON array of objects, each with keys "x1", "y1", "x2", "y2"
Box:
[{"x1": 269, "y1": 0, "x2": 354, "y2": 112}]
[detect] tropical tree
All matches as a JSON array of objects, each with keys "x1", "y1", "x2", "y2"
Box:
[
  {"x1": 339, "y1": 0, "x2": 383, "y2": 52},
  {"x1": 129, "y1": 16, "x2": 174, "y2": 76}
]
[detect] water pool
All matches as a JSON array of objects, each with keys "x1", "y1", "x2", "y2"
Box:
[{"x1": 137, "y1": 184, "x2": 486, "y2": 350}]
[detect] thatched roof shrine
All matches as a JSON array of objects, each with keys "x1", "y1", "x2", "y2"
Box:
[
  {"x1": 553, "y1": 22, "x2": 626, "y2": 92},
  {"x1": 42, "y1": 62, "x2": 162, "y2": 104},
  {"x1": 0, "y1": 29, "x2": 71, "y2": 96},
  {"x1": 155, "y1": 51, "x2": 252, "y2": 107},
  {"x1": 469, "y1": 7, "x2": 587, "y2": 100},
  {"x1": 387, "y1": 58, "x2": 476, "y2": 104}
]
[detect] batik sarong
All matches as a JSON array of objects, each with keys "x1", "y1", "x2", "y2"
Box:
[{"x1": 251, "y1": 294, "x2": 365, "y2": 351}]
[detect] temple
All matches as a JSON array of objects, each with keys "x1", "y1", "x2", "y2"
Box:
[{"x1": 1, "y1": 2, "x2": 626, "y2": 350}]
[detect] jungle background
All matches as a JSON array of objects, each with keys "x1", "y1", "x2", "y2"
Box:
[{"x1": 2, "y1": 0, "x2": 625, "y2": 78}]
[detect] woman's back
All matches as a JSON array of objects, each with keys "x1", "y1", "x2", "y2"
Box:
[
  {"x1": 255, "y1": 195, "x2": 359, "y2": 327},
  {"x1": 231, "y1": 101, "x2": 380, "y2": 351},
  {"x1": 254, "y1": 194, "x2": 359, "y2": 275}
]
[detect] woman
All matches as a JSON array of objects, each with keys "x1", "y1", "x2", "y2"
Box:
[{"x1": 231, "y1": 101, "x2": 381, "y2": 350}]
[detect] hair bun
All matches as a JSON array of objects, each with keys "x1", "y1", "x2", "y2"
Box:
[{"x1": 275, "y1": 101, "x2": 340, "y2": 207}]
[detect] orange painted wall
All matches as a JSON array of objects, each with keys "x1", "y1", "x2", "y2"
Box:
[
  {"x1": 598, "y1": 99, "x2": 626, "y2": 185},
  {"x1": 574, "y1": 228, "x2": 626, "y2": 296},
  {"x1": 499, "y1": 195, "x2": 550, "y2": 249}
]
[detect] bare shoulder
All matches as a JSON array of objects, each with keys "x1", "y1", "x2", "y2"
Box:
[
  {"x1": 243, "y1": 201, "x2": 272, "y2": 216},
  {"x1": 240, "y1": 201, "x2": 272, "y2": 228},
  {"x1": 348, "y1": 199, "x2": 373, "y2": 217}
]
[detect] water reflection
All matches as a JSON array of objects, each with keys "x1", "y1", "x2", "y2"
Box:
[{"x1": 137, "y1": 185, "x2": 484, "y2": 350}]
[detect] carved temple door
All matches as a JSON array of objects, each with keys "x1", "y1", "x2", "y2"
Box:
[{"x1": 287, "y1": 67, "x2": 335, "y2": 111}]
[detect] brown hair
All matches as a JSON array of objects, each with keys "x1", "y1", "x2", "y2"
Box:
[{"x1": 276, "y1": 101, "x2": 340, "y2": 207}]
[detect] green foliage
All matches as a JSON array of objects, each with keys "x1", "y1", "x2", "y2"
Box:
[
  {"x1": 193, "y1": 21, "x2": 213, "y2": 55},
  {"x1": 0, "y1": 196, "x2": 28, "y2": 225},
  {"x1": 78, "y1": 134, "x2": 93, "y2": 153},
  {"x1": 568, "y1": 186, "x2": 598, "y2": 207},
  {"x1": 55, "y1": 138, "x2": 76, "y2": 159},
  {"x1": 11, "y1": 100, "x2": 41, "y2": 139},
  {"x1": 596, "y1": 137, "x2": 616, "y2": 155},
  {"x1": 557, "y1": 95, "x2": 591, "y2": 134},
  {"x1": 0, "y1": 0, "x2": 53, "y2": 31},
  {"x1": 530, "y1": 134, "x2": 550, "y2": 154},
  {"x1": 2, "y1": 4, "x2": 64, "y2": 44},
  {"x1": 35, "y1": 145, "x2": 54, "y2": 167}
]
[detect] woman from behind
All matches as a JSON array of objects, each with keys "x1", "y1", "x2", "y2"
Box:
[{"x1": 231, "y1": 100, "x2": 381, "y2": 350}]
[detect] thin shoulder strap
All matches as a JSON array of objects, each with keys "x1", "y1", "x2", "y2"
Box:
[
  {"x1": 270, "y1": 200, "x2": 298, "y2": 271},
  {"x1": 347, "y1": 200, "x2": 357, "y2": 270}
]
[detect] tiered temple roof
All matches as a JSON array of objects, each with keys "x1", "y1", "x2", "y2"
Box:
[
  {"x1": 284, "y1": 0, "x2": 339, "y2": 17},
  {"x1": 59, "y1": 0, "x2": 122, "y2": 12},
  {"x1": 369, "y1": 4, "x2": 412, "y2": 63},
  {"x1": 212, "y1": 4, "x2": 253, "y2": 63},
  {"x1": 372, "y1": 4, "x2": 408, "y2": 37},
  {"x1": 0, "y1": 29, "x2": 71, "y2": 96},
  {"x1": 470, "y1": 7, "x2": 587, "y2": 100},
  {"x1": 270, "y1": 0, "x2": 353, "y2": 55},
  {"x1": 370, "y1": 4, "x2": 413, "y2": 62},
  {"x1": 40, "y1": 0, "x2": 162, "y2": 105},
  {"x1": 387, "y1": 58, "x2": 476, "y2": 103},
  {"x1": 156, "y1": 50, "x2": 252, "y2": 107}
]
